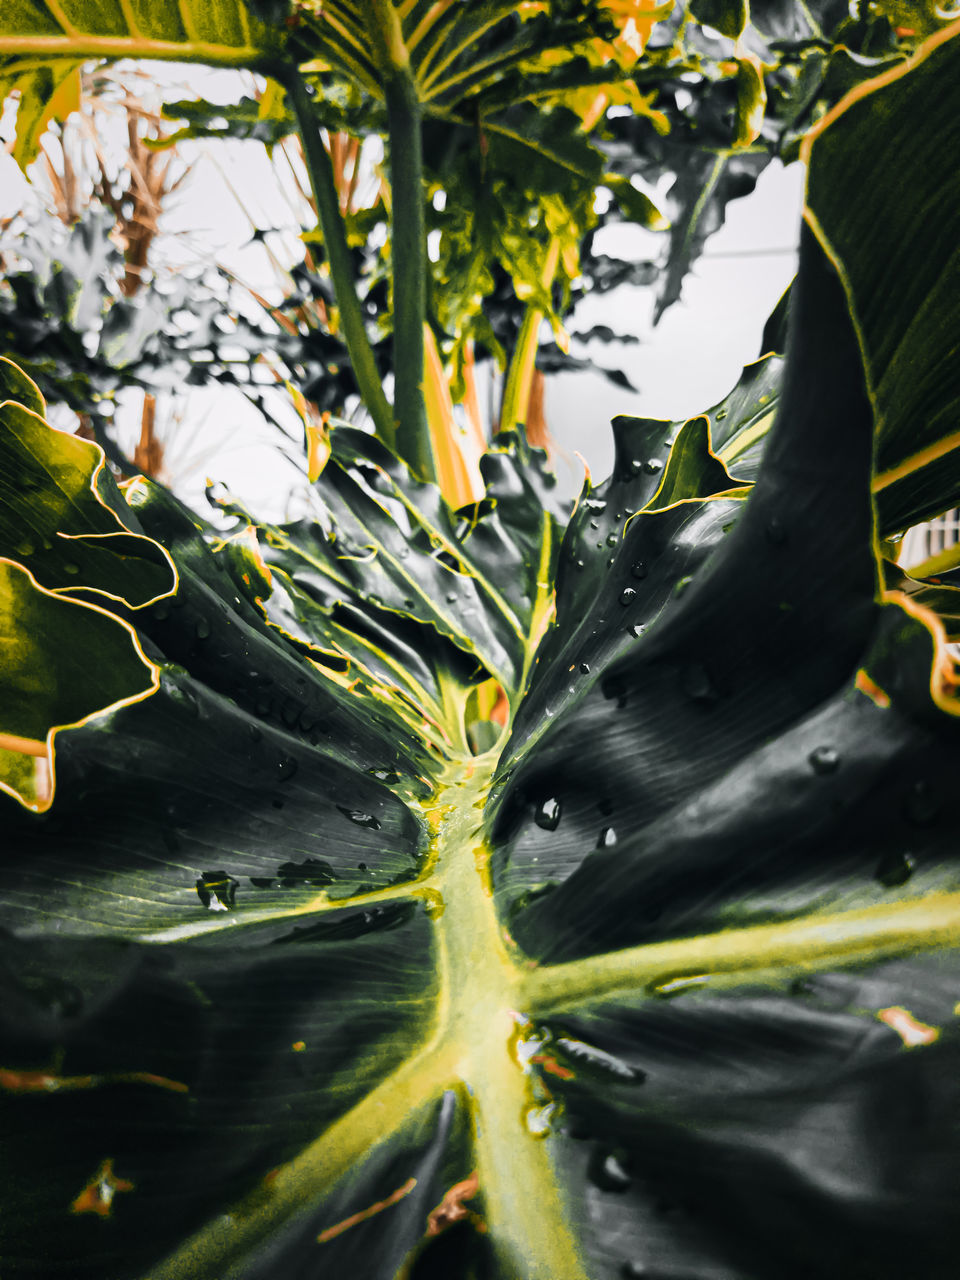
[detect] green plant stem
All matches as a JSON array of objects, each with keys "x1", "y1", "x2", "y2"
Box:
[
  {"x1": 383, "y1": 69, "x2": 435, "y2": 483},
  {"x1": 279, "y1": 66, "x2": 395, "y2": 450}
]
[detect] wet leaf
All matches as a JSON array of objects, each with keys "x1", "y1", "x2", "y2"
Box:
[{"x1": 4, "y1": 19, "x2": 960, "y2": 1280}]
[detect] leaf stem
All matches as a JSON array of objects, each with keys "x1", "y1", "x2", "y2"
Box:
[
  {"x1": 279, "y1": 66, "x2": 396, "y2": 450},
  {"x1": 383, "y1": 68, "x2": 436, "y2": 481},
  {"x1": 499, "y1": 237, "x2": 561, "y2": 435}
]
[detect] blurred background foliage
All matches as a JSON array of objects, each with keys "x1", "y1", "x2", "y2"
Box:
[{"x1": 0, "y1": 0, "x2": 937, "y2": 507}]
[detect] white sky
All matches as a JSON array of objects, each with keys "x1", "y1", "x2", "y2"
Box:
[{"x1": 0, "y1": 65, "x2": 804, "y2": 518}]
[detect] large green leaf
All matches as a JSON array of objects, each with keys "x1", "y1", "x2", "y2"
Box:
[
  {"x1": 0, "y1": 0, "x2": 279, "y2": 165},
  {"x1": 6, "y1": 22, "x2": 960, "y2": 1280}
]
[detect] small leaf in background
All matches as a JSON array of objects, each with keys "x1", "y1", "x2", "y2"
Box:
[
  {"x1": 691, "y1": 0, "x2": 750, "y2": 40},
  {"x1": 734, "y1": 54, "x2": 768, "y2": 147},
  {"x1": 605, "y1": 173, "x2": 671, "y2": 230}
]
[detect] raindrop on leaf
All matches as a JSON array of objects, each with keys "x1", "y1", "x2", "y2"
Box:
[
  {"x1": 534, "y1": 797, "x2": 561, "y2": 831},
  {"x1": 196, "y1": 870, "x2": 238, "y2": 911},
  {"x1": 597, "y1": 826, "x2": 617, "y2": 847},
  {"x1": 619, "y1": 587, "x2": 637, "y2": 606},
  {"x1": 63, "y1": 561, "x2": 81, "y2": 576},
  {"x1": 642, "y1": 459, "x2": 663, "y2": 475},
  {"x1": 337, "y1": 806, "x2": 381, "y2": 829},
  {"x1": 590, "y1": 1149, "x2": 632, "y2": 1192},
  {"x1": 369, "y1": 768, "x2": 401, "y2": 783},
  {"x1": 648, "y1": 973, "x2": 709, "y2": 999},
  {"x1": 195, "y1": 617, "x2": 211, "y2": 640},
  {"x1": 631, "y1": 561, "x2": 648, "y2": 580},
  {"x1": 606, "y1": 532, "x2": 619, "y2": 547},
  {"x1": 875, "y1": 850, "x2": 915, "y2": 888},
  {"x1": 277, "y1": 756, "x2": 299, "y2": 782},
  {"x1": 579, "y1": 662, "x2": 590, "y2": 674},
  {"x1": 808, "y1": 746, "x2": 839, "y2": 775}
]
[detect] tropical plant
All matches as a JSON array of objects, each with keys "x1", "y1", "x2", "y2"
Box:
[{"x1": 3, "y1": 5, "x2": 960, "y2": 1280}]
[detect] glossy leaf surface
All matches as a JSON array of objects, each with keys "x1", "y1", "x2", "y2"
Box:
[{"x1": 4, "y1": 22, "x2": 960, "y2": 1280}]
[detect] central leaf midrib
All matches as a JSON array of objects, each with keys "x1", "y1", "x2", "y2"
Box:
[{"x1": 430, "y1": 754, "x2": 589, "y2": 1280}]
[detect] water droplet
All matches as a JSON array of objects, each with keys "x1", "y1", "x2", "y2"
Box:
[
  {"x1": 575, "y1": 558, "x2": 585, "y2": 569},
  {"x1": 534, "y1": 797, "x2": 561, "y2": 831},
  {"x1": 445, "y1": 593, "x2": 457, "y2": 604},
  {"x1": 808, "y1": 746, "x2": 839, "y2": 775},
  {"x1": 621, "y1": 1263, "x2": 647, "y2": 1279},
  {"x1": 15, "y1": 538, "x2": 35, "y2": 557},
  {"x1": 281, "y1": 700, "x2": 301, "y2": 728},
  {"x1": 524, "y1": 1102, "x2": 556, "y2": 1136},
  {"x1": 248, "y1": 723, "x2": 262, "y2": 742},
  {"x1": 631, "y1": 561, "x2": 648, "y2": 580},
  {"x1": 277, "y1": 756, "x2": 299, "y2": 782},
  {"x1": 627, "y1": 458, "x2": 643, "y2": 476},
  {"x1": 607, "y1": 556, "x2": 616, "y2": 567},
  {"x1": 337, "y1": 806, "x2": 381, "y2": 829},
  {"x1": 250, "y1": 877, "x2": 274, "y2": 888},
  {"x1": 597, "y1": 826, "x2": 617, "y2": 847},
  {"x1": 590, "y1": 1149, "x2": 632, "y2": 1192},
  {"x1": 403, "y1": 597, "x2": 414, "y2": 608},
  {"x1": 875, "y1": 850, "x2": 915, "y2": 888},
  {"x1": 196, "y1": 870, "x2": 238, "y2": 912},
  {"x1": 195, "y1": 617, "x2": 211, "y2": 641},
  {"x1": 715, "y1": 407, "x2": 728, "y2": 421},
  {"x1": 629, "y1": 623, "x2": 645, "y2": 638},
  {"x1": 579, "y1": 662, "x2": 590, "y2": 675},
  {"x1": 674, "y1": 575, "x2": 693, "y2": 596},
  {"x1": 643, "y1": 458, "x2": 663, "y2": 475},
  {"x1": 903, "y1": 780, "x2": 940, "y2": 826},
  {"x1": 369, "y1": 767, "x2": 401, "y2": 784},
  {"x1": 649, "y1": 973, "x2": 709, "y2": 999},
  {"x1": 619, "y1": 587, "x2": 637, "y2": 607},
  {"x1": 589, "y1": 519, "x2": 600, "y2": 531},
  {"x1": 606, "y1": 532, "x2": 619, "y2": 547},
  {"x1": 681, "y1": 662, "x2": 719, "y2": 702},
  {"x1": 63, "y1": 561, "x2": 81, "y2": 575},
  {"x1": 764, "y1": 515, "x2": 787, "y2": 545}
]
